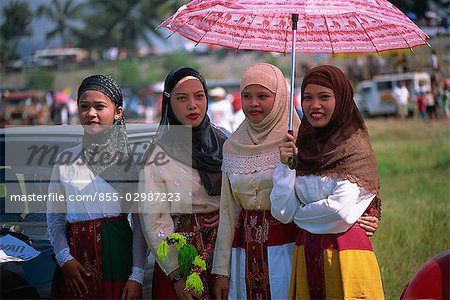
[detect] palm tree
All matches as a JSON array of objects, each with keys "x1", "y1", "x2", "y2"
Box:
[
  {"x1": 0, "y1": 1, "x2": 33, "y2": 62},
  {"x1": 77, "y1": 0, "x2": 186, "y2": 57},
  {"x1": 36, "y1": 0, "x2": 84, "y2": 47}
]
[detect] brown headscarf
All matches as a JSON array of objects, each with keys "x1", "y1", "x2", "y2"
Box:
[{"x1": 295, "y1": 65, "x2": 381, "y2": 218}]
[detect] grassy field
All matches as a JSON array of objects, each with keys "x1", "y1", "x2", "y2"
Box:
[{"x1": 366, "y1": 119, "x2": 450, "y2": 299}]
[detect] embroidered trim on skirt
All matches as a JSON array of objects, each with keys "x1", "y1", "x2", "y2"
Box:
[
  {"x1": 51, "y1": 215, "x2": 133, "y2": 299},
  {"x1": 230, "y1": 209, "x2": 298, "y2": 300}
]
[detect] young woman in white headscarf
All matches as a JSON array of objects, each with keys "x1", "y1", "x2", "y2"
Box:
[{"x1": 211, "y1": 63, "x2": 301, "y2": 300}]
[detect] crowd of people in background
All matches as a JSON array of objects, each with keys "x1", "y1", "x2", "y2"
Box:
[
  {"x1": 25, "y1": 75, "x2": 448, "y2": 130},
  {"x1": 393, "y1": 74, "x2": 450, "y2": 122},
  {"x1": 7, "y1": 47, "x2": 447, "y2": 129}
]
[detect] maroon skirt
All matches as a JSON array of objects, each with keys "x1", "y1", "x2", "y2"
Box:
[{"x1": 50, "y1": 215, "x2": 132, "y2": 299}]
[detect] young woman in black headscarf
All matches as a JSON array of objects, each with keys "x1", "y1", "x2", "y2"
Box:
[
  {"x1": 139, "y1": 67, "x2": 227, "y2": 300},
  {"x1": 47, "y1": 75, "x2": 147, "y2": 299}
]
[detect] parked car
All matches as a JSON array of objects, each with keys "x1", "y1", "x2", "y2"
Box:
[
  {"x1": 5, "y1": 56, "x2": 56, "y2": 72},
  {"x1": 354, "y1": 72, "x2": 431, "y2": 117},
  {"x1": 1, "y1": 123, "x2": 157, "y2": 299}
]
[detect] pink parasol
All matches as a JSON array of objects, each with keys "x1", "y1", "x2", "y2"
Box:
[
  {"x1": 52, "y1": 92, "x2": 72, "y2": 105},
  {"x1": 160, "y1": 0, "x2": 429, "y2": 131}
]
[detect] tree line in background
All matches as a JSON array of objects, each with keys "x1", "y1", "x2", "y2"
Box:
[
  {"x1": 0, "y1": 0, "x2": 187, "y2": 62},
  {"x1": 1, "y1": 0, "x2": 449, "y2": 63}
]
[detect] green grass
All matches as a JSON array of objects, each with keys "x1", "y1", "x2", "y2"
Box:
[{"x1": 366, "y1": 119, "x2": 450, "y2": 299}]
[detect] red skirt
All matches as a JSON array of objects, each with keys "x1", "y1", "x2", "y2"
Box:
[
  {"x1": 51, "y1": 215, "x2": 133, "y2": 299},
  {"x1": 229, "y1": 209, "x2": 298, "y2": 300}
]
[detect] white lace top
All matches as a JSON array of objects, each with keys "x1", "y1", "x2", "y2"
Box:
[
  {"x1": 212, "y1": 160, "x2": 276, "y2": 276},
  {"x1": 270, "y1": 163, "x2": 375, "y2": 234}
]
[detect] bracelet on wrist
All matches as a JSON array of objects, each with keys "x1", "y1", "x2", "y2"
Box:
[
  {"x1": 288, "y1": 155, "x2": 298, "y2": 169},
  {"x1": 215, "y1": 275, "x2": 229, "y2": 280},
  {"x1": 171, "y1": 272, "x2": 183, "y2": 284},
  {"x1": 287, "y1": 147, "x2": 299, "y2": 169}
]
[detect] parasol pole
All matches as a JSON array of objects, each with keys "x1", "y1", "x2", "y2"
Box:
[{"x1": 288, "y1": 13, "x2": 299, "y2": 135}]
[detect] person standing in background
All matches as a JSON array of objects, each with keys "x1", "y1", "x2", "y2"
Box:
[
  {"x1": 393, "y1": 81, "x2": 410, "y2": 119},
  {"x1": 208, "y1": 86, "x2": 235, "y2": 134}
]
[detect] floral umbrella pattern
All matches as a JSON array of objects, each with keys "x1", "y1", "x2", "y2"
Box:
[{"x1": 160, "y1": 0, "x2": 429, "y2": 54}]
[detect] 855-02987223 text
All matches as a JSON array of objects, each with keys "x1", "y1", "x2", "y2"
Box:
[{"x1": 9, "y1": 192, "x2": 181, "y2": 202}]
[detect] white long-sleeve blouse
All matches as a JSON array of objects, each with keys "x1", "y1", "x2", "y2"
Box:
[
  {"x1": 270, "y1": 163, "x2": 375, "y2": 234},
  {"x1": 139, "y1": 145, "x2": 220, "y2": 276},
  {"x1": 46, "y1": 144, "x2": 147, "y2": 284}
]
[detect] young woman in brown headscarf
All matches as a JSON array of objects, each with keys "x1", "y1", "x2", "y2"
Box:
[{"x1": 270, "y1": 65, "x2": 384, "y2": 299}]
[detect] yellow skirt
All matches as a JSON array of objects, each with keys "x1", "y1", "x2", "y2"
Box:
[{"x1": 289, "y1": 224, "x2": 384, "y2": 300}]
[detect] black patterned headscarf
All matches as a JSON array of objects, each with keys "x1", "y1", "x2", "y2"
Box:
[
  {"x1": 77, "y1": 75, "x2": 138, "y2": 199},
  {"x1": 146, "y1": 67, "x2": 227, "y2": 196},
  {"x1": 77, "y1": 74, "x2": 125, "y2": 125},
  {"x1": 78, "y1": 75, "x2": 123, "y2": 106}
]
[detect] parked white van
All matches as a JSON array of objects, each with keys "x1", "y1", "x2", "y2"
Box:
[{"x1": 354, "y1": 72, "x2": 431, "y2": 117}]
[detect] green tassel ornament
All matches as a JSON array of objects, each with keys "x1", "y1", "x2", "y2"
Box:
[{"x1": 156, "y1": 233, "x2": 207, "y2": 295}]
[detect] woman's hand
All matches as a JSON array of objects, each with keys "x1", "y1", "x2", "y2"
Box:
[
  {"x1": 169, "y1": 270, "x2": 201, "y2": 300},
  {"x1": 279, "y1": 133, "x2": 297, "y2": 165},
  {"x1": 173, "y1": 279, "x2": 202, "y2": 300},
  {"x1": 203, "y1": 213, "x2": 219, "y2": 229},
  {"x1": 120, "y1": 280, "x2": 143, "y2": 300},
  {"x1": 213, "y1": 276, "x2": 230, "y2": 300},
  {"x1": 358, "y1": 214, "x2": 379, "y2": 237},
  {"x1": 61, "y1": 259, "x2": 91, "y2": 298}
]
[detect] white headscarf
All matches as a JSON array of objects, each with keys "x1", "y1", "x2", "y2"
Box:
[{"x1": 222, "y1": 63, "x2": 300, "y2": 174}]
